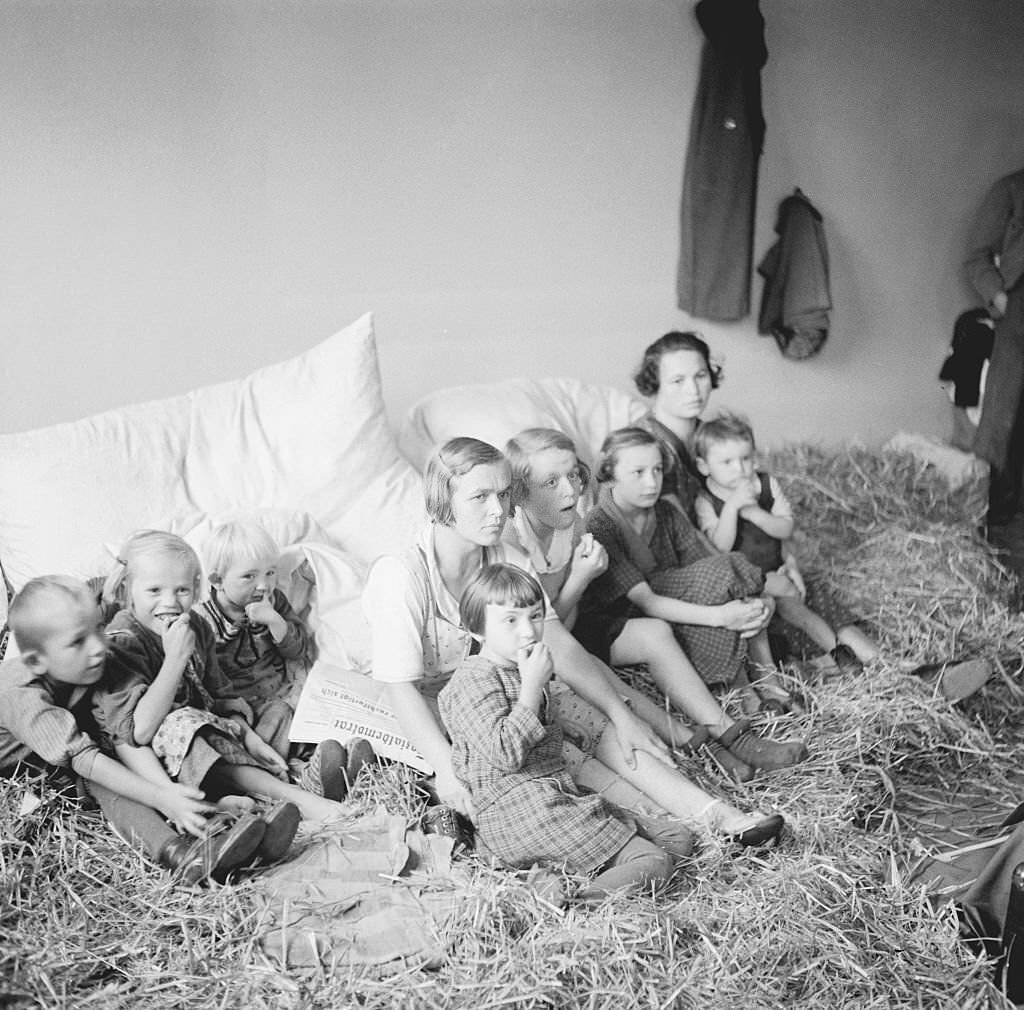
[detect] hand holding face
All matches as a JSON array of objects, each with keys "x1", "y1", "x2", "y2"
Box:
[
  {"x1": 727, "y1": 479, "x2": 759, "y2": 511},
  {"x1": 245, "y1": 596, "x2": 277, "y2": 625},
  {"x1": 160, "y1": 613, "x2": 196, "y2": 667},
  {"x1": 518, "y1": 641, "x2": 554, "y2": 692}
]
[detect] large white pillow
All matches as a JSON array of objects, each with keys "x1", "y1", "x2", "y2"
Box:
[
  {"x1": 0, "y1": 396, "x2": 193, "y2": 589},
  {"x1": 398, "y1": 377, "x2": 648, "y2": 474},
  {"x1": 0, "y1": 312, "x2": 421, "y2": 591},
  {"x1": 184, "y1": 312, "x2": 422, "y2": 564}
]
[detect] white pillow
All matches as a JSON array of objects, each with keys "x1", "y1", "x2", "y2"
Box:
[
  {"x1": 398, "y1": 377, "x2": 648, "y2": 474},
  {"x1": 0, "y1": 312, "x2": 421, "y2": 590},
  {"x1": 183, "y1": 312, "x2": 422, "y2": 564},
  {"x1": 0, "y1": 396, "x2": 193, "y2": 589},
  {"x1": 279, "y1": 541, "x2": 373, "y2": 674}
]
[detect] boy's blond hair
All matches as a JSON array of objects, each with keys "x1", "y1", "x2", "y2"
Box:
[
  {"x1": 201, "y1": 520, "x2": 281, "y2": 583},
  {"x1": 9, "y1": 575, "x2": 95, "y2": 654},
  {"x1": 693, "y1": 412, "x2": 757, "y2": 463}
]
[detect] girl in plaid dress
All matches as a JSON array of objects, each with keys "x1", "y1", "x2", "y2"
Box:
[
  {"x1": 439, "y1": 565, "x2": 784, "y2": 896},
  {"x1": 580, "y1": 427, "x2": 766, "y2": 682},
  {"x1": 505, "y1": 427, "x2": 806, "y2": 775},
  {"x1": 578, "y1": 428, "x2": 807, "y2": 767}
]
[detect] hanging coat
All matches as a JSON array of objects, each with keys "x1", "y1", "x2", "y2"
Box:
[
  {"x1": 676, "y1": 0, "x2": 767, "y2": 322},
  {"x1": 757, "y1": 189, "x2": 832, "y2": 360}
]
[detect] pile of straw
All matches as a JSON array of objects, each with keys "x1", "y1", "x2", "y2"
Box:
[{"x1": 3, "y1": 444, "x2": 1024, "y2": 1009}]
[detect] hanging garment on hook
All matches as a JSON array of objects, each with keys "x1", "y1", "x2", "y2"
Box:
[
  {"x1": 676, "y1": 0, "x2": 767, "y2": 322},
  {"x1": 757, "y1": 189, "x2": 831, "y2": 360}
]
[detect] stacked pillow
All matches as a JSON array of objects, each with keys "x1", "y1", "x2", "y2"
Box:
[
  {"x1": 0, "y1": 312, "x2": 423, "y2": 593},
  {"x1": 399, "y1": 375, "x2": 646, "y2": 475}
]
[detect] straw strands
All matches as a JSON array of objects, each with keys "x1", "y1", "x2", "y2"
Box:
[{"x1": 2, "y1": 443, "x2": 1022, "y2": 1009}]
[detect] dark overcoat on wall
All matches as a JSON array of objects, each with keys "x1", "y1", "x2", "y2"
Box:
[{"x1": 676, "y1": 0, "x2": 766, "y2": 322}]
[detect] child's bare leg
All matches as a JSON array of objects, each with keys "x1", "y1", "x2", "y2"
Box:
[
  {"x1": 207, "y1": 764, "x2": 344, "y2": 822},
  {"x1": 775, "y1": 595, "x2": 838, "y2": 653},
  {"x1": 591, "y1": 727, "x2": 767, "y2": 834},
  {"x1": 215, "y1": 795, "x2": 257, "y2": 815},
  {"x1": 567, "y1": 747, "x2": 694, "y2": 856},
  {"x1": 743, "y1": 628, "x2": 808, "y2": 714},
  {"x1": 253, "y1": 700, "x2": 294, "y2": 759},
  {"x1": 609, "y1": 619, "x2": 734, "y2": 735},
  {"x1": 719, "y1": 652, "x2": 764, "y2": 715},
  {"x1": 745, "y1": 628, "x2": 775, "y2": 668},
  {"x1": 836, "y1": 624, "x2": 880, "y2": 662},
  {"x1": 614, "y1": 682, "x2": 695, "y2": 748}
]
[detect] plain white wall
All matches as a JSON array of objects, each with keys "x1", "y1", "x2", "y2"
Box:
[{"x1": 3, "y1": 0, "x2": 1023, "y2": 448}]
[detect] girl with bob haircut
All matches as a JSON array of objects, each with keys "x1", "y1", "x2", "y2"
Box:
[{"x1": 439, "y1": 562, "x2": 784, "y2": 887}]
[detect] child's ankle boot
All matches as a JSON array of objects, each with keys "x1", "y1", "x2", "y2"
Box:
[
  {"x1": 159, "y1": 812, "x2": 266, "y2": 885},
  {"x1": 299, "y1": 739, "x2": 348, "y2": 801},
  {"x1": 674, "y1": 725, "x2": 755, "y2": 783},
  {"x1": 254, "y1": 801, "x2": 301, "y2": 865},
  {"x1": 714, "y1": 720, "x2": 808, "y2": 772},
  {"x1": 344, "y1": 737, "x2": 377, "y2": 790}
]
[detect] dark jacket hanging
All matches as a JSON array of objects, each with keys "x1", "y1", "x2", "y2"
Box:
[
  {"x1": 676, "y1": 0, "x2": 766, "y2": 322},
  {"x1": 757, "y1": 189, "x2": 831, "y2": 360}
]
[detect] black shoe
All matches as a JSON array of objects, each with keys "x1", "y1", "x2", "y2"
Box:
[
  {"x1": 716, "y1": 720, "x2": 808, "y2": 772},
  {"x1": 299, "y1": 739, "x2": 348, "y2": 801},
  {"x1": 159, "y1": 813, "x2": 266, "y2": 885},
  {"x1": 255, "y1": 801, "x2": 301, "y2": 865},
  {"x1": 829, "y1": 643, "x2": 864, "y2": 676},
  {"x1": 421, "y1": 805, "x2": 474, "y2": 851},
  {"x1": 344, "y1": 738, "x2": 377, "y2": 790},
  {"x1": 732, "y1": 813, "x2": 785, "y2": 847}
]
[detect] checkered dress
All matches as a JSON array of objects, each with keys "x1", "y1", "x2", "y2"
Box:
[
  {"x1": 579, "y1": 497, "x2": 764, "y2": 684},
  {"x1": 438, "y1": 655, "x2": 633, "y2": 872}
]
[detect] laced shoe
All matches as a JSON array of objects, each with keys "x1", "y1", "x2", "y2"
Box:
[{"x1": 715, "y1": 719, "x2": 808, "y2": 772}]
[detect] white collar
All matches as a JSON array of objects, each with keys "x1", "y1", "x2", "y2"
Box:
[{"x1": 510, "y1": 508, "x2": 576, "y2": 575}]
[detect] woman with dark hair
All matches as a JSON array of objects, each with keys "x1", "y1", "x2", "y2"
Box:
[{"x1": 633, "y1": 331, "x2": 721, "y2": 519}]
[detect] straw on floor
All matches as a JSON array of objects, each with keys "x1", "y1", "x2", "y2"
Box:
[{"x1": 3, "y1": 443, "x2": 1024, "y2": 1010}]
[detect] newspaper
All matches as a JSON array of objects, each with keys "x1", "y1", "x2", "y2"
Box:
[{"x1": 288, "y1": 661, "x2": 431, "y2": 773}]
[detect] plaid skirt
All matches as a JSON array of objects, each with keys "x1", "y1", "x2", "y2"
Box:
[
  {"x1": 647, "y1": 552, "x2": 764, "y2": 686},
  {"x1": 475, "y1": 770, "x2": 635, "y2": 873}
]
